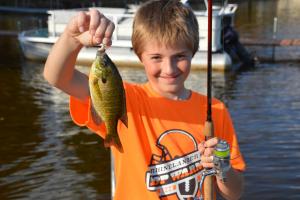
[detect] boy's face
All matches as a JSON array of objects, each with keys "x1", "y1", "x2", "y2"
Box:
[{"x1": 140, "y1": 40, "x2": 193, "y2": 99}]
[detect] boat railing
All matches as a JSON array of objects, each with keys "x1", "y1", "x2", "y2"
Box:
[
  {"x1": 46, "y1": 3, "x2": 237, "y2": 51},
  {"x1": 47, "y1": 10, "x2": 134, "y2": 48}
]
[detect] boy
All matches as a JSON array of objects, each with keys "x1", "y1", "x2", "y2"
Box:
[{"x1": 44, "y1": 0, "x2": 246, "y2": 199}]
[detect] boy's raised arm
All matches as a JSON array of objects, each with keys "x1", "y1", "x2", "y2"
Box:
[{"x1": 43, "y1": 9, "x2": 115, "y2": 101}]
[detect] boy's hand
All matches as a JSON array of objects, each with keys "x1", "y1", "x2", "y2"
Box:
[
  {"x1": 66, "y1": 9, "x2": 115, "y2": 47},
  {"x1": 198, "y1": 137, "x2": 219, "y2": 168}
]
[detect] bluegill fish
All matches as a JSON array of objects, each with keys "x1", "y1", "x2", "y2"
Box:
[{"x1": 89, "y1": 48, "x2": 127, "y2": 152}]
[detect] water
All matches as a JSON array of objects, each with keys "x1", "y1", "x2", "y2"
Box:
[{"x1": 1, "y1": 0, "x2": 300, "y2": 199}]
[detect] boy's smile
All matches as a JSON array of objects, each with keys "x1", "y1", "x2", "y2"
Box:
[{"x1": 140, "y1": 40, "x2": 193, "y2": 100}]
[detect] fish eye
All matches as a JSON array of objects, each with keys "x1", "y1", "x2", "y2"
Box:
[{"x1": 101, "y1": 78, "x2": 107, "y2": 84}]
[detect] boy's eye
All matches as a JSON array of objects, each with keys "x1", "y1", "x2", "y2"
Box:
[
  {"x1": 176, "y1": 54, "x2": 186, "y2": 60},
  {"x1": 150, "y1": 56, "x2": 162, "y2": 61}
]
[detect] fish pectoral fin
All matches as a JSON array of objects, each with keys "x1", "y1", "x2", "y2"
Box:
[
  {"x1": 120, "y1": 113, "x2": 128, "y2": 128},
  {"x1": 90, "y1": 104, "x2": 102, "y2": 125},
  {"x1": 120, "y1": 88, "x2": 128, "y2": 128}
]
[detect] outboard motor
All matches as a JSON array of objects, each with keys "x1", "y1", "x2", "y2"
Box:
[{"x1": 222, "y1": 16, "x2": 255, "y2": 68}]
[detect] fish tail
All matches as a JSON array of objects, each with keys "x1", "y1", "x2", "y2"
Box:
[
  {"x1": 104, "y1": 134, "x2": 123, "y2": 152},
  {"x1": 104, "y1": 121, "x2": 123, "y2": 152}
]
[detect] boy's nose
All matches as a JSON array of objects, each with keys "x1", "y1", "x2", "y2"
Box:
[{"x1": 162, "y1": 58, "x2": 177, "y2": 75}]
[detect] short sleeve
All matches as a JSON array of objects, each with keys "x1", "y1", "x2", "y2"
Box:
[{"x1": 69, "y1": 96, "x2": 106, "y2": 138}]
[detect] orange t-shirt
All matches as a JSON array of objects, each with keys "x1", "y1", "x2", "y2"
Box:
[{"x1": 70, "y1": 82, "x2": 246, "y2": 200}]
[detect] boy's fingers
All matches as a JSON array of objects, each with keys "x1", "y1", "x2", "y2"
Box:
[
  {"x1": 94, "y1": 16, "x2": 109, "y2": 43},
  {"x1": 100, "y1": 22, "x2": 115, "y2": 46},
  {"x1": 204, "y1": 137, "x2": 219, "y2": 148},
  {"x1": 104, "y1": 21, "x2": 115, "y2": 39},
  {"x1": 201, "y1": 155, "x2": 214, "y2": 169},
  {"x1": 201, "y1": 155, "x2": 214, "y2": 165},
  {"x1": 204, "y1": 147, "x2": 214, "y2": 156},
  {"x1": 102, "y1": 38, "x2": 112, "y2": 47},
  {"x1": 77, "y1": 11, "x2": 88, "y2": 33},
  {"x1": 198, "y1": 142, "x2": 205, "y2": 154},
  {"x1": 104, "y1": 23, "x2": 115, "y2": 45},
  {"x1": 202, "y1": 163, "x2": 214, "y2": 168},
  {"x1": 89, "y1": 9, "x2": 101, "y2": 36}
]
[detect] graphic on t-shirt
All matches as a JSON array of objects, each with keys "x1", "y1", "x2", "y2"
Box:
[{"x1": 146, "y1": 129, "x2": 203, "y2": 199}]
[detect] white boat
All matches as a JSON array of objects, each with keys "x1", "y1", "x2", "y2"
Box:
[{"x1": 18, "y1": 0, "x2": 250, "y2": 71}]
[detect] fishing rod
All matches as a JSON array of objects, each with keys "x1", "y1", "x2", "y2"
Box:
[{"x1": 203, "y1": 0, "x2": 214, "y2": 199}]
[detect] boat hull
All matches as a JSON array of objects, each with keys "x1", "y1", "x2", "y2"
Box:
[
  {"x1": 18, "y1": 4, "x2": 245, "y2": 71},
  {"x1": 18, "y1": 30, "x2": 233, "y2": 71},
  {"x1": 18, "y1": 35, "x2": 232, "y2": 71},
  {"x1": 18, "y1": 38, "x2": 51, "y2": 61}
]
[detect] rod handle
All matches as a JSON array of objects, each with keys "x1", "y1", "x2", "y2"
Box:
[{"x1": 203, "y1": 121, "x2": 215, "y2": 200}]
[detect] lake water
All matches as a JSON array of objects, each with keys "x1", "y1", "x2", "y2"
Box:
[{"x1": 1, "y1": 0, "x2": 300, "y2": 199}]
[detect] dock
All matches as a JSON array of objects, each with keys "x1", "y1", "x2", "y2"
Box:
[
  {"x1": 240, "y1": 38, "x2": 300, "y2": 47},
  {"x1": 0, "y1": 6, "x2": 47, "y2": 14},
  {"x1": 240, "y1": 37, "x2": 300, "y2": 63},
  {"x1": 0, "y1": 30, "x2": 19, "y2": 37}
]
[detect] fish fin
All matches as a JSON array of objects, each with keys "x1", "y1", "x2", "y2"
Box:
[
  {"x1": 104, "y1": 134, "x2": 124, "y2": 153},
  {"x1": 120, "y1": 113, "x2": 128, "y2": 128},
  {"x1": 120, "y1": 88, "x2": 128, "y2": 128},
  {"x1": 90, "y1": 104, "x2": 102, "y2": 125}
]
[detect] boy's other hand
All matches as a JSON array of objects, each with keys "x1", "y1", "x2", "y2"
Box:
[
  {"x1": 66, "y1": 9, "x2": 115, "y2": 47},
  {"x1": 198, "y1": 137, "x2": 219, "y2": 168}
]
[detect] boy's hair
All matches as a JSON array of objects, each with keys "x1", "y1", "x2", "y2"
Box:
[{"x1": 132, "y1": 0, "x2": 199, "y2": 59}]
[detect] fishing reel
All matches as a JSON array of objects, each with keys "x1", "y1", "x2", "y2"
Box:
[
  {"x1": 195, "y1": 140, "x2": 231, "y2": 200},
  {"x1": 213, "y1": 139, "x2": 231, "y2": 182}
]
